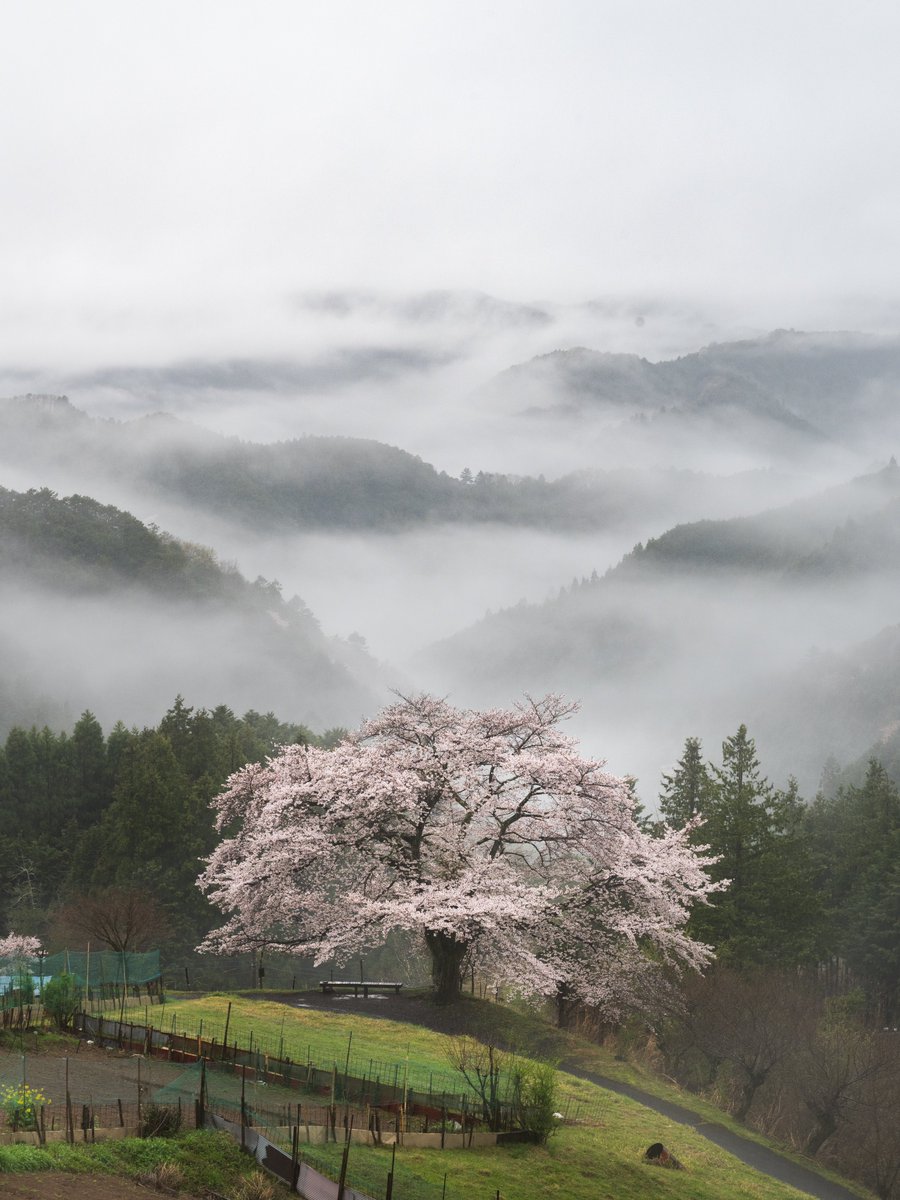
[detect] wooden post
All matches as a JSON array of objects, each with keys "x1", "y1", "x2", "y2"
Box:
[
  {"x1": 343, "y1": 1031, "x2": 353, "y2": 1101},
  {"x1": 137, "y1": 1056, "x2": 142, "y2": 1130},
  {"x1": 65, "y1": 1057, "x2": 72, "y2": 1144},
  {"x1": 198, "y1": 1057, "x2": 207, "y2": 1128},
  {"x1": 223, "y1": 1000, "x2": 232, "y2": 1052},
  {"x1": 386, "y1": 1141, "x2": 396, "y2": 1200},
  {"x1": 240, "y1": 1066, "x2": 246, "y2": 1149},
  {"x1": 291, "y1": 1123, "x2": 300, "y2": 1188},
  {"x1": 337, "y1": 1118, "x2": 352, "y2": 1200}
]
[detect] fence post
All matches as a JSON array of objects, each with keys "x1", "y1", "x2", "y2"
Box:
[
  {"x1": 291, "y1": 1123, "x2": 300, "y2": 1188},
  {"x1": 197, "y1": 1057, "x2": 207, "y2": 1128},
  {"x1": 337, "y1": 1120, "x2": 352, "y2": 1200},
  {"x1": 223, "y1": 1001, "x2": 232, "y2": 1053},
  {"x1": 65, "y1": 1057, "x2": 73, "y2": 1145},
  {"x1": 240, "y1": 1065, "x2": 246, "y2": 1150},
  {"x1": 385, "y1": 1141, "x2": 396, "y2": 1200}
]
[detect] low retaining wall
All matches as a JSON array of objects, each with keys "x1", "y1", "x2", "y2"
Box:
[
  {"x1": 0, "y1": 1124, "x2": 140, "y2": 1145},
  {"x1": 246, "y1": 1122, "x2": 499, "y2": 1149}
]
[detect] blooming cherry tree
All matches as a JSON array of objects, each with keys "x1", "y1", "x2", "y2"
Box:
[
  {"x1": 0, "y1": 933, "x2": 42, "y2": 1003},
  {"x1": 199, "y1": 694, "x2": 717, "y2": 1004},
  {"x1": 0, "y1": 933, "x2": 41, "y2": 965}
]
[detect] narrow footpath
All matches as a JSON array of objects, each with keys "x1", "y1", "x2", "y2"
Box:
[{"x1": 561, "y1": 1061, "x2": 866, "y2": 1200}]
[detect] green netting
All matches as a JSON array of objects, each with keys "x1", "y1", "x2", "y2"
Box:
[
  {"x1": 154, "y1": 1065, "x2": 240, "y2": 1108},
  {"x1": 0, "y1": 950, "x2": 161, "y2": 990}
]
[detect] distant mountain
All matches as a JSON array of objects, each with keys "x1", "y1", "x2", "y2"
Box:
[
  {"x1": 482, "y1": 330, "x2": 900, "y2": 461},
  {"x1": 620, "y1": 458, "x2": 900, "y2": 576},
  {"x1": 0, "y1": 487, "x2": 383, "y2": 736},
  {"x1": 487, "y1": 329, "x2": 900, "y2": 422},
  {"x1": 418, "y1": 461, "x2": 900, "y2": 794},
  {"x1": 0, "y1": 394, "x2": 803, "y2": 534}
]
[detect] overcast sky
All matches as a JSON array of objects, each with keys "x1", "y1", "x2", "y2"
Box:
[{"x1": 3, "y1": 0, "x2": 900, "y2": 370}]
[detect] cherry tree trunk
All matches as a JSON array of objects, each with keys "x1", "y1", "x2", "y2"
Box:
[{"x1": 425, "y1": 929, "x2": 468, "y2": 1003}]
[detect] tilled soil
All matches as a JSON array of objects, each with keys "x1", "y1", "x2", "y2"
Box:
[
  {"x1": 0, "y1": 1174, "x2": 159, "y2": 1199},
  {"x1": 0, "y1": 1042, "x2": 187, "y2": 1116}
]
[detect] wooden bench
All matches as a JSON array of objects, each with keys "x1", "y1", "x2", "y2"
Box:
[{"x1": 319, "y1": 980, "x2": 404, "y2": 997}]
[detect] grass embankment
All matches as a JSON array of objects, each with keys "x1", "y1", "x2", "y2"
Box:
[
  {"x1": 0, "y1": 1129, "x2": 262, "y2": 1194},
  {"x1": 129, "y1": 992, "x2": 872, "y2": 1200}
]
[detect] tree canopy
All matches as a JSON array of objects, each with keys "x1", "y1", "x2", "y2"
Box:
[{"x1": 199, "y1": 693, "x2": 718, "y2": 1003}]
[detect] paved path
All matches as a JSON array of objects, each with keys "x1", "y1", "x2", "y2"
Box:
[{"x1": 561, "y1": 1061, "x2": 865, "y2": 1200}]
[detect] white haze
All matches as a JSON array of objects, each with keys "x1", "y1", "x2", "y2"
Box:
[{"x1": 3, "y1": 2, "x2": 900, "y2": 801}]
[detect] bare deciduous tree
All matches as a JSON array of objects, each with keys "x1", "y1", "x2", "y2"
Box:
[{"x1": 51, "y1": 886, "x2": 169, "y2": 952}]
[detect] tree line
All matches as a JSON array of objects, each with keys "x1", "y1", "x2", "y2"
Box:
[
  {"x1": 658, "y1": 726, "x2": 900, "y2": 1024},
  {"x1": 0, "y1": 698, "x2": 344, "y2": 961},
  {"x1": 3, "y1": 699, "x2": 900, "y2": 1022}
]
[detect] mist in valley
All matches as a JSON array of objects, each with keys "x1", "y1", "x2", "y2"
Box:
[
  {"x1": 3, "y1": 334, "x2": 900, "y2": 807},
  {"x1": 4, "y1": 1, "x2": 900, "y2": 812}
]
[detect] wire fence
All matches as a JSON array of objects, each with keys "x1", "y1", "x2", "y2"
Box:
[
  {"x1": 0, "y1": 1040, "x2": 546, "y2": 1199},
  {"x1": 74, "y1": 1010, "x2": 587, "y2": 1132}
]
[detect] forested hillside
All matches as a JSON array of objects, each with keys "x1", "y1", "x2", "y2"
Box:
[
  {"x1": 486, "y1": 330, "x2": 900, "y2": 435},
  {"x1": 421, "y1": 461, "x2": 900, "y2": 790},
  {"x1": 0, "y1": 486, "x2": 382, "y2": 735},
  {"x1": 0, "y1": 393, "x2": 806, "y2": 533}
]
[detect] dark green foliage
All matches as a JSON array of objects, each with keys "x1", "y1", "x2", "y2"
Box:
[
  {"x1": 659, "y1": 736, "x2": 713, "y2": 827},
  {"x1": 0, "y1": 697, "x2": 330, "y2": 959},
  {"x1": 660, "y1": 727, "x2": 900, "y2": 1019},
  {"x1": 807, "y1": 762, "x2": 900, "y2": 1021},
  {"x1": 509, "y1": 1058, "x2": 559, "y2": 1143},
  {"x1": 662, "y1": 728, "x2": 821, "y2": 968},
  {"x1": 41, "y1": 971, "x2": 82, "y2": 1028}
]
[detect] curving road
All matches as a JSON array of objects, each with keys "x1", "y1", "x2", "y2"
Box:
[{"x1": 561, "y1": 1061, "x2": 866, "y2": 1200}]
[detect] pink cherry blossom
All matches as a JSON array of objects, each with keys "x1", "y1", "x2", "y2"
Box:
[
  {"x1": 199, "y1": 693, "x2": 718, "y2": 1005},
  {"x1": 0, "y1": 933, "x2": 42, "y2": 963}
]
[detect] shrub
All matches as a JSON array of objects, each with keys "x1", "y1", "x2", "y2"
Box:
[
  {"x1": 140, "y1": 1103, "x2": 183, "y2": 1139},
  {"x1": 510, "y1": 1060, "x2": 559, "y2": 1144},
  {"x1": 41, "y1": 972, "x2": 82, "y2": 1029}
]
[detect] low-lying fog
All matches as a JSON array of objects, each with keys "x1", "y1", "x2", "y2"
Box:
[{"x1": 3, "y1": 296, "x2": 900, "y2": 805}]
